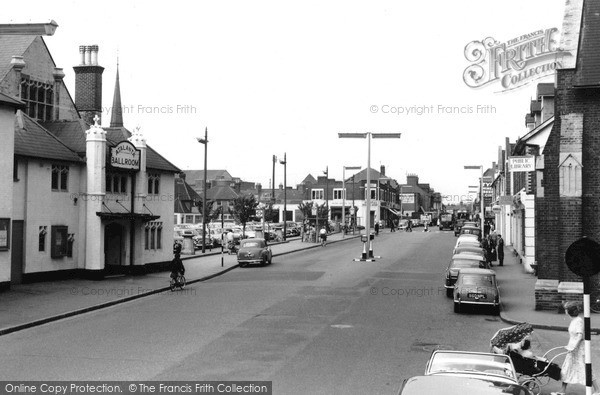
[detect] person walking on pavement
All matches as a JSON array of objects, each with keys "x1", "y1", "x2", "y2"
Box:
[
  {"x1": 374, "y1": 221, "x2": 380, "y2": 236},
  {"x1": 555, "y1": 302, "x2": 600, "y2": 395},
  {"x1": 319, "y1": 227, "x2": 327, "y2": 246},
  {"x1": 497, "y1": 234, "x2": 504, "y2": 266},
  {"x1": 482, "y1": 236, "x2": 494, "y2": 267}
]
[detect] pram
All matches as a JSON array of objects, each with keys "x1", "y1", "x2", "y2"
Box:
[{"x1": 490, "y1": 323, "x2": 566, "y2": 395}]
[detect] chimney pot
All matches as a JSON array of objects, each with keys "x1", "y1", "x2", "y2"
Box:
[
  {"x1": 90, "y1": 45, "x2": 99, "y2": 65},
  {"x1": 84, "y1": 45, "x2": 92, "y2": 65},
  {"x1": 79, "y1": 45, "x2": 86, "y2": 65}
]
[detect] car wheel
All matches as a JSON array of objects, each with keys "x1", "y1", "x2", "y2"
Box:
[
  {"x1": 239, "y1": 262, "x2": 247, "y2": 268},
  {"x1": 453, "y1": 302, "x2": 460, "y2": 313},
  {"x1": 446, "y1": 288, "x2": 453, "y2": 298}
]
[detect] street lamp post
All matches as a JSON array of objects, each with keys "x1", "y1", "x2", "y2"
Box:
[
  {"x1": 464, "y1": 165, "x2": 485, "y2": 231},
  {"x1": 279, "y1": 153, "x2": 287, "y2": 240},
  {"x1": 196, "y1": 127, "x2": 208, "y2": 253},
  {"x1": 339, "y1": 132, "x2": 401, "y2": 260},
  {"x1": 323, "y1": 166, "x2": 329, "y2": 225},
  {"x1": 343, "y1": 166, "x2": 361, "y2": 238},
  {"x1": 352, "y1": 174, "x2": 356, "y2": 234}
]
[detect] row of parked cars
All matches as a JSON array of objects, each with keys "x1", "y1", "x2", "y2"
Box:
[{"x1": 444, "y1": 222, "x2": 500, "y2": 315}]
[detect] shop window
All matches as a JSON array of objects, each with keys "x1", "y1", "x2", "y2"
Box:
[
  {"x1": 51, "y1": 165, "x2": 69, "y2": 191},
  {"x1": 39, "y1": 226, "x2": 47, "y2": 252},
  {"x1": 50, "y1": 225, "x2": 68, "y2": 258}
]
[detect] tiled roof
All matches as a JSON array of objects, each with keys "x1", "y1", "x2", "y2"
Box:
[
  {"x1": 105, "y1": 127, "x2": 181, "y2": 173},
  {"x1": 14, "y1": 111, "x2": 83, "y2": 163},
  {"x1": 301, "y1": 174, "x2": 317, "y2": 184},
  {"x1": 0, "y1": 35, "x2": 36, "y2": 82},
  {"x1": 184, "y1": 170, "x2": 233, "y2": 186},
  {"x1": 351, "y1": 167, "x2": 383, "y2": 183},
  {"x1": 0, "y1": 91, "x2": 24, "y2": 108},
  {"x1": 174, "y1": 176, "x2": 200, "y2": 214},
  {"x1": 205, "y1": 185, "x2": 239, "y2": 201},
  {"x1": 41, "y1": 119, "x2": 88, "y2": 155},
  {"x1": 575, "y1": 0, "x2": 600, "y2": 87}
]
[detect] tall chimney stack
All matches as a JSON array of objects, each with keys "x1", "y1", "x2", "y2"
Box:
[{"x1": 73, "y1": 44, "x2": 104, "y2": 125}]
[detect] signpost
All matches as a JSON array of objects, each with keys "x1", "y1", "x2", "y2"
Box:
[{"x1": 565, "y1": 237, "x2": 600, "y2": 395}]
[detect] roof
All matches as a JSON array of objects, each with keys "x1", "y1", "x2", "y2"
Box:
[
  {"x1": 458, "y1": 268, "x2": 495, "y2": 275},
  {"x1": 514, "y1": 115, "x2": 554, "y2": 154},
  {"x1": 574, "y1": 0, "x2": 600, "y2": 87},
  {"x1": 174, "y1": 176, "x2": 200, "y2": 213},
  {"x1": 14, "y1": 111, "x2": 83, "y2": 163},
  {"x1": 184, "y1": 170, "x2": 233, "y2": 186},
  {"x1": 301, "y1": 174, "x2": 317, "y2": 184},
  {"x1": 0, "y1": 91, "x2": 24, "y2": 109},
  {"x1": 351, "y1": 167, "x2": 382, "y2": 183},
  {"x1": 530, "y1": 100, "x2": 542, "y2": 113},
  {"x1": 537, "y1": 83, "x2": 554, "y2": 98},
  {"x1": 0, "y1": 35, "x2": 36, "y2": 81},
  {"x1": 205, "y1": 185, "x2": 239, "y2": 201},
  {"x1": 109, "y1": 66, "x2": 123, "y2": 127},
  {"x1": 105, "y1": 127, "x2": 181, "y2": 173},
  {"x1": 41, "y1": 119, "x2": 88, "y2": 155}
]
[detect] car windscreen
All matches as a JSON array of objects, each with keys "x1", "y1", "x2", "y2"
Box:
[
  {"x1": 428, "y1": 353, "x2": 514, "y2": 379},
  {"x1": 460, "y1": 275, "x2": 494, "y2": 286},
  {"x1": 452, "y1": 260, "x2": 483, "y2": 268}
]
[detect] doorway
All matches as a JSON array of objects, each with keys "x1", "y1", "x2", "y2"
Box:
[
  {"x1": 10, "y1": 220, "x2": 24, "y2": 285},
  {"x1": 104, "y1": 222, "x2": 124, "y2": 272}
]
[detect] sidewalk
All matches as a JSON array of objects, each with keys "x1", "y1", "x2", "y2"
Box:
[
  {"x1": 496, "y1": 248, "x2": 600, "y2": 333},
  {"x1": 0, "y1": 232, "x2": 360, "y2": 336}
]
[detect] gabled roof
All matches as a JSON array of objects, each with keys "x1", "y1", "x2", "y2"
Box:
[
  {"x1": 174, "y1": 176, "x2": 200, "y2": 214},
  {"x1": 184, "y1": 170, "x2": 233, "y2": 186},
  {"x1": 205, "y1": 185, "x2": 239, "y2": 201},
  {"x1": 300, "y1": 174, "x2": 317, "y2": 184},
  {"x1": 105, "y1": 127, "x2": 181, "y2": 173},
  {"x1": 14, "y1": 111, "x2": 83, "y2": 163},
  {"x1": 537, "y1": 83, "x2": 554, "y2": 98},
  {"x1": 351, "y1": 167, "x2": 382, "y2": 183},
  {"x1": 0, "y1": 35, "x2": 36, "y2": 81},
  {"x1": 514, "y1": 115, "x2": 554, "y2": 155}
]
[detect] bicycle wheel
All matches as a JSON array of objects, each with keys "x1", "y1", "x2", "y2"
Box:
[
  {"x1": 178, "y1": 275, "x2": 186, "y2": 290},
  {"x1": 591, "y1": 290, "x2": 600, "y2": 314},
  {"x1": 520, "y1": 378, "x2": 541, "y2": 395},
  {"x1": 169, "y1": 277, "x2": 176, "y2": 292}
]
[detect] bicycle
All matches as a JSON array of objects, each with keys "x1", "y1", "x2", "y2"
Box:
[{"x1": 170, "y1": 273, "x2": 186, "y2": 291}]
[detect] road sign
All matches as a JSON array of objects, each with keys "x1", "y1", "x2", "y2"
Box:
[
  {"x1": 256, "y1": 209, "x2": 263, "y2": 218},
  {"x1": 565, "y1": 237, "x2": 600, "y2": 277}
]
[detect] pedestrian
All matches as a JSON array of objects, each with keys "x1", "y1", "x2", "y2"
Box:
[
  {"x1": 319, "y1": 227, "x2": 327, "y2": 246},
  {"x1": 374, "y1": 221, "x2": 380, "y2": 236},
  {"x1": 484, "y1": 221, "x2": 491, "y2": 237},
  {"x1": 389, "y1": 219, "x2": 395, "y2": 232},
  {"x1": 497, "y1": 234, "x2": 504, "y2": 266},
  {"x1": 557, "y1": 302, "x2": 600, "y2": 395},
  {"x1": 487, "y1": 235, "x2": 497, "y2": 266}
]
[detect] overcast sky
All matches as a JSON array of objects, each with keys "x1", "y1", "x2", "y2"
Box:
[{"x1": 5, "y1": 1, "x2": 566, "y2": 202}]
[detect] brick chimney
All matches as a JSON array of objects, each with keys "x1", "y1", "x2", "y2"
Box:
[
  {"x1": 74, "y1": 45, "x2": 104, "y2": 125},
  {"x1": 380, "y1": 165, "x2": 386, "y2": 176}
]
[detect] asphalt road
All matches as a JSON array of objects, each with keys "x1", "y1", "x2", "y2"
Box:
[{"x1": 0, "y1": 229, "x2": 593, "y2": 394}]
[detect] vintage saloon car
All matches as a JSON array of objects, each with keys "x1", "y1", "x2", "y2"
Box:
[
  {"x1": 453, "y1": 268, "x2": 500, "y2": 315},
  {"x1": 398, "y1": 350, "x2": 532, "y2": 395},
  {"x1": 444, "y1": 253, "x2": 489, "y2": 297},
  {"x1": 460, "y1": 225, "x2": 482, "y2": 240},
  {"x1": 237, "y1": 238, "x2": 272, "y2": 267},
  {"x1": 453, "y1": 245, "x2": 487, "y2": 258}
]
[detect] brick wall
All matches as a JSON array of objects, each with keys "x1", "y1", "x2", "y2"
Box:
[{"x1": 73, "y1": 65, "x2": 104, "y2": 124}]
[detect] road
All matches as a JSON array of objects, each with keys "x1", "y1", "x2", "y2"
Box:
[{"x1": 0, "y1": 229, "x2": 588, "y2": 394}]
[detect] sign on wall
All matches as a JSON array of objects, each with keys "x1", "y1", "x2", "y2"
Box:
[
  {"x1": 0, "y1": 218, "x2": 10, "y2": 250},
  {"x1": 400, "y1": 193, "x2": 414, "y2": 204},
  {"x1": 509, "y1": 156, "x2": 535, "y2": 172},
  {"x1": 110, "y1": 141, "x2": 140, "y2": 171}
]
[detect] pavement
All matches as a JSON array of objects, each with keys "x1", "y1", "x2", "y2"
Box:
[{"x1": 0, "y1": 230, "x2": 598, "y2": 337}]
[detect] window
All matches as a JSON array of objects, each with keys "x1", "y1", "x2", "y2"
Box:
[
  {"x1": 150, "y1": 225, "x2": 156, "y2": 249},
  {"x1": 51, "y1": 165, "x2": 69, "y2": 191},
  {"x1": 311, "y1": 189, "x2": 324, "y2": 200},
  {"x1": 365, "y1": 189, "x2": 377, "y2": 200},
  {"x1": 21, "y1": 75, "x2": 54, "y2": 121},
  {"x1": 333, "y1": 189, "x2": 345, "y2": 200},
  {"x1": 148, "y1": 173, "x2": 160, "y2": 194},
  {"x1": 50, "y1": 225, "x2": 68, "y2": 258},
  {"x1": 13, "y1": 158, "x2": 19, "y2": 182},
  {"x1": 144, "y1": 227, "x2": 150, "y2": 250},
  {"x1": 39, "y1": 226, "x2": 47, "y2": 252},
  {"x1": 106, "y1": 172, "x2": 128, "y2": 193},
  {"x1": 156, "y1": 225, "x2": 162, "y2": 249}
]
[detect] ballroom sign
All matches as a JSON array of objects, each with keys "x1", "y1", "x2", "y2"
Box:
[{"x1": 110, "y1": 141, "x2": 140, "y2": 171}]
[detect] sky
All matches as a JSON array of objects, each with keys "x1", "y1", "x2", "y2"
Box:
[{"x1": 4, "y1": 0, "x2": 566, "y2": 203}]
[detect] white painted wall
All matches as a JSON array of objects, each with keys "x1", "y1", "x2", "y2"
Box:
[{"x1": 0, "y1": 106, "x2": 15, "y2": 284}]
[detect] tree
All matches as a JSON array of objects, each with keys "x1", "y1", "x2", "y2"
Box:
[
  {"x1": 231, "y1": 194, "x2": 259, "y2": 237},
  {"x1": 263, "y1": 201, "x2": 279, "y2": 223}
]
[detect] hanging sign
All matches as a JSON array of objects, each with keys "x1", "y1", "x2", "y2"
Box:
[{"x1": 110, "y1": 141, "x2": 140, "y2": 171}]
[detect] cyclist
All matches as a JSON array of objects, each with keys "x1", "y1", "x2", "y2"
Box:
[
  {"x1": 170, "y1": 243, "x2": 185, "y2": 285},
  {"x1": 319, "y1": 227, "x2": 327, "y2": 246}
]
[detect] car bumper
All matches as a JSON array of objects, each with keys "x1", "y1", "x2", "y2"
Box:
[
  {"x1": 454, "y1": 299, "x2": 499, "y2": 306},
  {"x1": 238, "y1": 258, "x2": 264, "y2": 264}
]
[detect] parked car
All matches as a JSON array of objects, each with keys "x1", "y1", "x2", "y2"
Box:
[
  {"x1": 453, "y1": 245, "x2": 487, "y2": 258},
  {"x1": 237, "y1": 238, "x2": 272, "y2": 267},
  {"x1": 444, "y1": 253, "x2": 489, "y2": 297},
  {"x1": 397, "y1": 375, "x2": 532, "y2": 395},
  {"x1": 460, "y1": 225, "x2": 482, "y2": 240},
  {"x1": 454, "y1": 219, "x2": 466, "y2": 236},
  {"x1": 453, "y1": 268, "x2": 500, "y2": 315}
]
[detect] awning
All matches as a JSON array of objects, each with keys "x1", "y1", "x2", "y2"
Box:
[
  {"x1": 96, "y1": 212, "x2": 160, "y2": 222},
  {"x1": 386, "y1": 207, "x2": 401, "y2": 216},
  {"x1": 418, "y1": 206, "x2": 425, "y2": 214}
]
